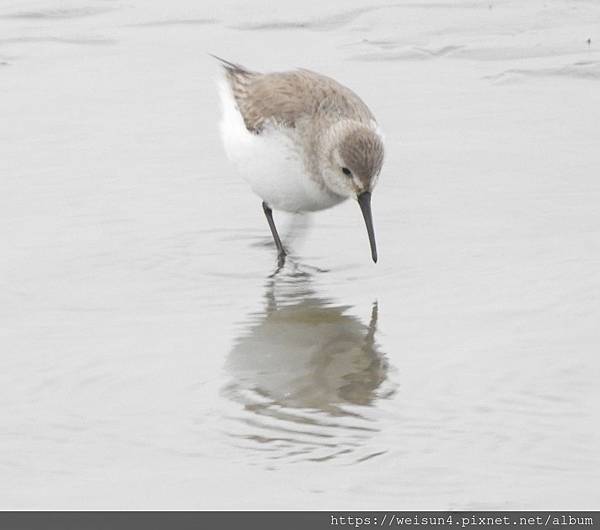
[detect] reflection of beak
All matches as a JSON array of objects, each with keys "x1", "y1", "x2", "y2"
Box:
[{"x1": 358, "y1": 191, "x2": 378, "y2": 263}]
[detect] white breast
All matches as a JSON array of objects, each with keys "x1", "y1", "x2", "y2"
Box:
[{"x1": 217, "y1": 80, "x2": 345, "y2": 213}]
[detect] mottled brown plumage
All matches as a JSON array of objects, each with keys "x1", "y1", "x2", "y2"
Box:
[{"x1": 213, "y1": 55, "x2": 375, "y2": 134}]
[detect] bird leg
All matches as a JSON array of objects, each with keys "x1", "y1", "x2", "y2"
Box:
[{"x1": 262, "y1": 202, "x2": 286, "y2": 267}]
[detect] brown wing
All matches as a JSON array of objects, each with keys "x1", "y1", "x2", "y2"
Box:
[{"x1": 214, "y1": 56, "x2": 375, "y2": 134}]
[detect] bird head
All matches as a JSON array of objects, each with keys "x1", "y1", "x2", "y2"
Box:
[{"x1": 320, "y1": 121, "x2": 384, "y2": 262}]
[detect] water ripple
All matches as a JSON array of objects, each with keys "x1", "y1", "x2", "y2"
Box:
[
  {"x1": 0, "y1": 7, "x2": 114, "y2": 20},
  {"x1": 230, "y1": 5, "x2": 393, "y2": 32},
  {"x1": 128, "y1": 18, "x2": 218, "y2": 28},
  {"x1": 487, "y1": 61, "x2": 600, "y2": 83},
  {"x1": 0, "y1": 36, "x2": 116, "y2": 47}
]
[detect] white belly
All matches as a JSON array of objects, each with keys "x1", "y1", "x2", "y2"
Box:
[{"x1": 217, "y1": 81, "x2": 345, "y2": 213}]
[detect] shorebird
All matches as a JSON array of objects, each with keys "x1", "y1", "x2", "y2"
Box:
[{"x1": 214, "y1": 56, "x2": 384, "y2": 265}]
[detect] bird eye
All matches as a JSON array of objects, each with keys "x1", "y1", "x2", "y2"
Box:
[{"x1": 341, "y1": 167, "x2": 352, "y2": 177}]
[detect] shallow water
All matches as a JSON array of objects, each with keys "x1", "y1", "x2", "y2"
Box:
[{"x1": 1, "y1": 0, "x2": 600, "y2": 509}]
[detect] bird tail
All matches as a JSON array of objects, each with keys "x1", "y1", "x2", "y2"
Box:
[{"x1": 209, "y1": 54, "x2": 252, "y2": 75}]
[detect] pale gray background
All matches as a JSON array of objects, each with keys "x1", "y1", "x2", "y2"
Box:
[{"x1": 1, "y1": 0, "x2": 599, "y2": 509}]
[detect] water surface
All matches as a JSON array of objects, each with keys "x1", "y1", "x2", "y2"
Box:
[{"x1": 1, "y1": 0, "x2": 599, "y2": 509}]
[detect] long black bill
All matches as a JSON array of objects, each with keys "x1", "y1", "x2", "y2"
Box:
[{"x1": 358, "y1": 191, "x2": 378, "y2": 263}]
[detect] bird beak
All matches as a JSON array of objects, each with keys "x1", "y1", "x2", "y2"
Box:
[{"x1": 358, "y1": 191, "x2": 378, "y2": 263}]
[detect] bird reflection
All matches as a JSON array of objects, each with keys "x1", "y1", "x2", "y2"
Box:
[{"x1": 223, "y1": 268, "x2": 394, "y2": 464}]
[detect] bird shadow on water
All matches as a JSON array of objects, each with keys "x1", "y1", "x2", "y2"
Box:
[{"x1": 222, "y1": 266, "x2": 396, "y2": 466}]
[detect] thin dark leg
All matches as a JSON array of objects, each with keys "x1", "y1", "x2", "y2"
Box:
[{"x1": 262, "y1": 201, "x2": 286, "y2": 266}]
